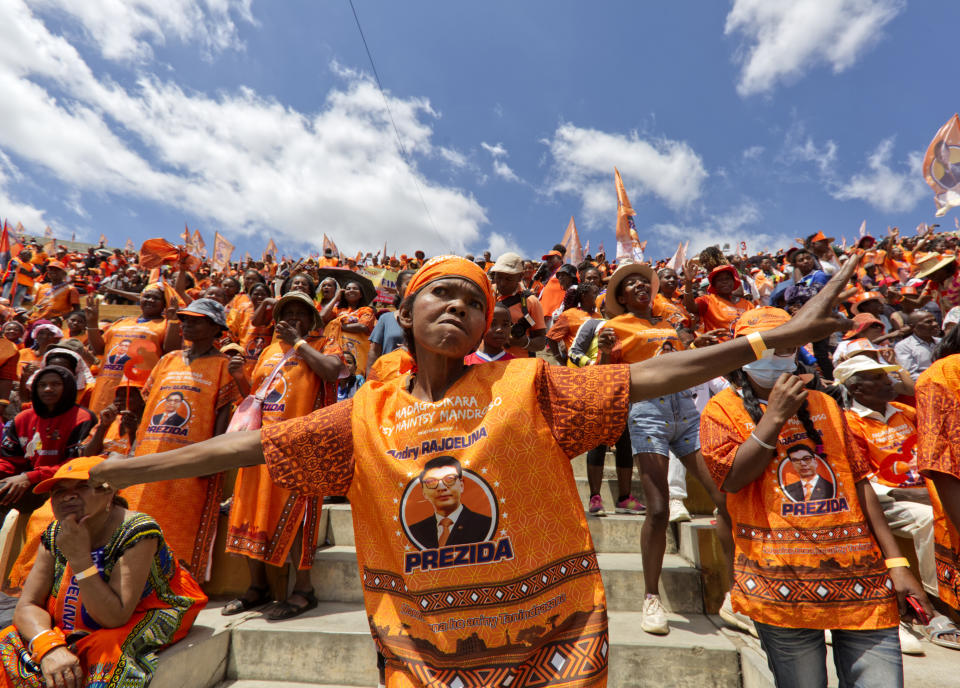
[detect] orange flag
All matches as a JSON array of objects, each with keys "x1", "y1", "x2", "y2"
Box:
[
  {"x1": 181, "y1": 223, "x2": 191, "y2": 244},
  {"x1": 923, "y1": 114, "x2": 960, "y2": 217},
  {"x1": 263, "y1": 237, "x2": 278, "y2": 260},
  {"x1": 98, "y1": 233, "x2": 107, "y2": 245},
  {"x1": 614, "y1": 168, "x2": 642, "y2": 262},
  {"x1": 192, "y1": 229, "x2": 206, "y2": 257},
  {"x1": 211, "y1": 231, "x2": 235, "y2": 271},
  {"x1": 560, "y1": 216, "x2": 584, "y2": 265},
  {"x1": 42, "y1": 239, "x2": 55, "y2": 255},
  {"x1": 322, "y1": 233, "x2": 340, "y2": 257}
]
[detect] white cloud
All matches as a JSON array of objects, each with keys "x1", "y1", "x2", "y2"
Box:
[
  {"x1": 725, "y1": 0, "x2": 904, "y2": 96},
  {"x1": 543, "y1": 123, "x2": 708, "y2": 226},
  {"x1": 650, "y1": 201, "x2": 780, "y2": 255},
  {"x1": 831, "y1": 138, "x2": 926, "y2": 212},
  {"x1": 486, "y1": 232, "x2": 522, "y2": 258},
  {"x1": 0, "y1": 0, "x2": 487, "y2": 255},
  {"x1": 481, "y1": 142, "x2": 508, "y2": 158},
  {"x1": 742, "y1": 145, "x2": 764, "y2": 161},
  {"x1": 33, "y1": 0, "x2": 254, "y2": 61}
]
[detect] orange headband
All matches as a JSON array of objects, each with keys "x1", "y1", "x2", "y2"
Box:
[
  {"x1": 406, "y1": 255, "x2": 495, "y2": 329},
  {"x1": 732, "y1": 306, "x2": 791, "y2": 338}
]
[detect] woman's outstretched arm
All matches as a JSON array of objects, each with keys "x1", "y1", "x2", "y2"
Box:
[{"x1": 90, "y1": 429, "x2": 264, "y2": 489}]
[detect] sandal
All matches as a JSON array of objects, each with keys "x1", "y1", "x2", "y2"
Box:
[
  {"x1": 221, "y1": 584, "x2": 272, "y2": 616},
  {"x1": 264, "y1": 588, "x2": 318, "y2": 621},
  {"x1": 925, "y1": 615, "x2": 960, "y2": 650}
]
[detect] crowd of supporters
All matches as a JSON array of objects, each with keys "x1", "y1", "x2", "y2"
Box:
[{"x1": 0, "y1": 226, "x2": 958, "y2": 687}]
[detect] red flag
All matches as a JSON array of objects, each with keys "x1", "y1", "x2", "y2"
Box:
[
  {"x1": 560, "y1": 216, "x2": 584, "y2": 266},
  {"x1": 923, "y1": 114, "x2": 960, "y2": 217},
  {"x1": 614, "y1": 169, "x2": 644, "y2": 262},
  {"x1": 211, "y1": 232, "x2": 235, "y2": 271},
  {"x1": 0, "y1": 220, "x2": 10, "y2": 271}
]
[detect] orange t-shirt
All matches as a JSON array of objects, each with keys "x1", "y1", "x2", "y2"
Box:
[
  {"x1": 915, "y1": 358, "x2": 960, "y2": 610},
  {"x1": 604, "y1": 313, "x2": 684, "y2": 363},
  {"x1": 844, "y1": 402, "x2": 922, "y2": 488},
  {"x1": 695, "y1": 293, "x2": 754, "y2": 335},
  {"x1": 538, "y1": 276, "x2": 566, "y2": 317},
  {"x1": 33, "y1": 282, "x2": 80, "y2": 320},
  {"x1": 262, "y1": 358, "x2": 630, "y2": 687},
  {"x1": 700, "y1": 388, "x2": 898, "y2": 630},
  {"x1": 546, "y1": 308, "x2": 600, "y2": 351},
  {"x1": 89, "y1": 317, "x2": 168, "y2": 413},
  {"x1": 653, "y1": 294, "x2": 691, "y2": 330}
]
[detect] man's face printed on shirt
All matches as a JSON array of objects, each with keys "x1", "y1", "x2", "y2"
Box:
[
  {"x1": 788, "y1": 449, "x2": 819, "y2": 480},
  {"x1": 421, "y1": 466, "x2": 463, "y2": 516}
]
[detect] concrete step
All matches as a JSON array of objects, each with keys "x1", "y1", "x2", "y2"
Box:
[
  {"x1": 310, "y1": 546, "x2": 702, "y2": 613},
  {"x1": 222, "y1": 603, "x2": 740, "y2": 688},
  {"x1": 574, "y1": 475, "x2": 646, "y2": 510},
  {"x1": 323, "y1": 503, "x2": 675, "y2": 554}
]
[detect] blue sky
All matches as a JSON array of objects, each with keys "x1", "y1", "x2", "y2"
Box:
[{"x1": 0, "y1": 1, "x2": 957, "y2": 262}]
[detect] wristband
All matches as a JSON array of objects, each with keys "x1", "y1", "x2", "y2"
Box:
[
  {"x1": 73, "y1": 564, "x2": 100, "y2": 581},
  {"x1": 749, "y1": 431, "x2": 776, "y2": 451},
  {"x1": 884, "y1": 557, "x2": 910, "y2": 570},
  {"x1": 29, "y1": 628, "x2": 66, "y2": 663},
  {"x1": 293, "y1": 338, "x2": 307, "y2": 352},
  {"x1": 746, "y1": 332, "x2": 768, "y2": 360}
]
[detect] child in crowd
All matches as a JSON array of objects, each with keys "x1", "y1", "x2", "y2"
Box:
[{"x1": 464, "y1": 303, "x2": 516, "y2": 365}]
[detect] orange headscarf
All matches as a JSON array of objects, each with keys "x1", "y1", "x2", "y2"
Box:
[
  {"x1": 406, "y1": 255, "x2": 495, "y2": 329},
  {"x1": 731, "y1": 306, "x2": 791, "y2": 337}
]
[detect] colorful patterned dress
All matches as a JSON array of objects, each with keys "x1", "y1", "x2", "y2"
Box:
[{"x1": 0, "y1": 513, "x2": 206, "y2": 688}]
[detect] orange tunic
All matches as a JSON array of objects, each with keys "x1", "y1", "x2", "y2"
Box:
[
  {"x1": 89, "y1": 317, "x2": 168, "y2": 413},
  {"x1": 226, "y1": 337, "x2": 339, "y2": 568},
  {"x1": 700, "y1": 388, "x2": 898, "y2": 630},
  {"x1": 604, "y1": 313, "x2": 685, "y2": 363},
  {"x1": 124, "y1": 351, "x2": 239, "y2": 578},
  {"x1": 844, "y1": 402, "x2": 922, "y2": 488},
  {"x1": 695, "y1": 293, "x2": 754, "y2": 335},
  {"x1": 261, "y1": 359, "x2": 630, "y2": 687},
  {"x1": 323, "y1": 306, "x2": 375, "y2": 373},
  {"x1": 32, "y1": 282, "x2": 80, "y2": 320},
  {"x1": 915, "y1": 358, "x2": 960, "y2": 610},
  {"x1": 545, "y1": 308, "x2": 600, "y2": 351}
]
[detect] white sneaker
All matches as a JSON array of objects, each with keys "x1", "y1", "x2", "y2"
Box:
[
  {"x1": 899, "y1": 623, "x2": 924, "y2": 655},
  {"x1": 719, "y1": 592, "x2": 758, "y2": 637},
  {"x1": 641, "y1": 594, "x2": 669, "y2": 635},
  {"x1": 669, "y1": 498, "x2": 691, "y2": 522}
]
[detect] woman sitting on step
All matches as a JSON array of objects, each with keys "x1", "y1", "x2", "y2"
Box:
[
  {"x1": 0, "y1": 456, "x2": 205, "y2": 688},
  {"x1": 93, "y1": 255, "x2": 860, "y2": 688}
]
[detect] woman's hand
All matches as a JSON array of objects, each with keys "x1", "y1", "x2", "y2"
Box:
[
  {"x1": 40, "y1": 646, "x2": 83, "y2": 688},
  {"x1": 99, "y1": 404, "x2": 118, "y2": 429},
  {"x1": 597, "y1": 326, "x2": 617, "y2": 355},
  {"x1": 275, "y1": 320, "x2": 300, "y2": 346},
  {"x1": 163, "y1": 305, "x2": 178, "y2": 321},
  {"x1": 887, "y1": 566, "x2": 936, "y2": 624},
  {"x1": 0, "y1": 473, "x2": 31, "y2": 506},
  {"x1": 118, "y1": 411, "x2": 139, "y2": 436},
  {"x1": 768, "y1": 252, "x2": 861, "y2": 348},
  {"x1": 57, "y1": 513, "x2": 94, "y2": 565},
  {"x1": 765, "y1": 374, "x2": 808, "y2": 425},
  {"x1": 84, "y1": 294, "x2": 99, "y2": 324},
  {"x1": 228, "y1": 354, "x2": 246, "y2": 380},
  {"x1": 692, "y1": 329, "x2": 727, "y2": 348}
]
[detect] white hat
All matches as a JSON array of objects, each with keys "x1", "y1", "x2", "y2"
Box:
[{"x1": 833, "y1": 357, "x2": 899, "y2": 385}]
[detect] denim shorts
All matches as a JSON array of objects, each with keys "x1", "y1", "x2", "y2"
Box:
[{"x1": 627, "y1": 391, "x2": 700, "y2": 457}]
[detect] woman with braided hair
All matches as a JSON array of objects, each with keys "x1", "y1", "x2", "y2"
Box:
[{"x1": 700, "y1": 307, "x2": 933, "y2": 688}]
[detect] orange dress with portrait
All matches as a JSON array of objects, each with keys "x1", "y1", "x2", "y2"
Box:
[{"x1": 261, "y1": 358, "x2": 630, "y2": 688}]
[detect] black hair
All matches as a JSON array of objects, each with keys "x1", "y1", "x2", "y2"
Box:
[
  {"x1": 394, "y1": 269, "x2": 417, "y2": 308},
  {"x1": 934, "y1": 324, "x2": 960, "y2": 361},
  {"x1": 785, "y1": 443, "x2": 820, "y2": 459},
  {"x1": 419, "y1": 455, "x2": 463, "y2": 481},
  {"x1": 726, "y1": 368, "x2": 823, "y2": 447},
  {"x1": 65, "y1": 310, "x2": 86, "y2": 322},
  {"x1": 336, "y1": 280, "x2": 365, "y2": 309},
  {"x1": 281, "y1": 272, "x2": 316, "y2": 297},
  {"x1": 552, "y1": 243, "x2": 566, "y2": 256}
]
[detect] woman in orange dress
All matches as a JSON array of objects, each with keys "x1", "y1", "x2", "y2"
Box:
[
  {"x1": 95, "y1": 256, "x2": 865, "y2": 688},
  {"x1": 320, "y1": 276, "x2": 376, "y2": 373},
  {"x1": 122, "y1": 298, "x2": 239, "y2": 579},
  {"x1": 224, "y1": 292, "x2": 343, "y2": 618},
  {"x1": 84, "y1": 288, "x2": 174, "y2": 414}
]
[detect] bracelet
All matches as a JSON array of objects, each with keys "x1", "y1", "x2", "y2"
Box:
[
  {"x1": 73, "y1": 564, "x2": 100, "y2": 581},
  {"x1": 29, "y1": 628, "x2": 66, "y2": 663},
  {"x1": 293, "y1": 338, "x2": 307, "y2": 352},
  {"x1": 749, "y1": 431, "x2": 776, "y2": 451},
  {"x1": 746, "y1": 332, "x2": 768, "y2": 360},
  {"x1": 522, "y1": 335, "x2": 531, "y2": 349},
  {"x1": 884, "y1": 557, "x2": 910, "y2": 570}
]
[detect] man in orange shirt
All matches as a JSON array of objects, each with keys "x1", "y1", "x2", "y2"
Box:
[
  {"x1": 32, "y1": 261, "x2": 80, "y2": 321},
  {"x1": 490, "y1": 252, "x2": 546, "y2": 358},
  {"x1": 1, "y1": 248, "x2": 38, "y2": 308},
  {"x1": 318, "y1": 247, "x2": 339, "y2": 268},
  {"x1": 536, "y1": 250, "x2": 566, "y2": 319}
]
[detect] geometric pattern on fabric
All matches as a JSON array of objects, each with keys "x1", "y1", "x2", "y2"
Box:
[
  {"x1": 736, "y1": 564, "x2": 894, "y2": 606},
  {"x1": 363, "y1": 552, "x2": 600, "y2": 614},
  {"x1": 734, "y1": 522, "x2": 872, "y2": 544},
  {"x1": 934, "y1": 543, "x2": 960, "y2": 606},
  {"x1": 398, "y1": 626, "x2": 608, "y2": 688}
]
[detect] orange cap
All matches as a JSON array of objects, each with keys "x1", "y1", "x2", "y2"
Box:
[
  {"x1": 46, "y1": 260, "x2": 67, "y2": 271},
  {"x1": 34, "y1": 456, "x2": 106, "y2": 494},
  {"x1": 732, "y1": 307, "x2": 791, "y2": 338}
]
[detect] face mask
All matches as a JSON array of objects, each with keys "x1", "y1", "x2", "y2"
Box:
[{"x1": 742, "y1": 353, "x2": 797, "y2": 388}]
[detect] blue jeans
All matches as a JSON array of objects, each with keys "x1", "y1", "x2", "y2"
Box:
[
  {"x1": 1, "y1": 281, "x2": 28, "y2": 308},
  {"x1": 754, "y1": 622, "x2": 902, "y2": 688}
]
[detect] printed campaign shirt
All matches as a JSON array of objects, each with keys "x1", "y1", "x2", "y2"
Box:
[
  {"x1": 844, "y1": 402, "x2": 923, "y2": 488},
  {"x1": 700, "y1": 388, "x2": 898, "y2": 630},
  {"x1": 916, "y1": 358, "x2": 960, "y2": 610},
  {"x1": 263, "y1": 358, "x2": 630, "y2": 688},
  {"x1": 695, "y1": 293, "x2": 754, "y2": 336},
  {"x1": 89, "y1": 317, "x2": 167, "y2": 413},
  {"x1": 603, "y1": 314, "x2": 684, "y2": 363}
]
